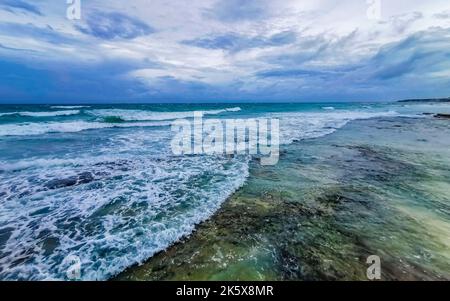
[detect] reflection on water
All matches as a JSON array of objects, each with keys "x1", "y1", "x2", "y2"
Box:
[{"x1": 117, "y1": 116, "x2": 450, "y2": 281}]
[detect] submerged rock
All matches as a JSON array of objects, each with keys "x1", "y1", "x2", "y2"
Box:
[
  {"x1": 434, "y1": 113, "x2": 450, "y2": 119},
  {"x1": 45, "y1": 172, "x2": 94, "y2": 190}
]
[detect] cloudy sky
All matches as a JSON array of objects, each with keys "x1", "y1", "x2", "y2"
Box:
[{"x1": 0, "y1": 0, "x2": 449, "y2": 103}]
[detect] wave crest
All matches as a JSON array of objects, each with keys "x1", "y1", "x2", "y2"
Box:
[
  {"x1": 89, "y1": 107, "x2": 242, "y2": 122},
  {"x1": 0, "y1": 110, "x2": 80, "y2": 118}
]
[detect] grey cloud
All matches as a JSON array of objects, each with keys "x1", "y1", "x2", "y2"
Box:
[
  {"x1": 75, "y1": 11, "x2": 155, "y2": 40},
  {"x1": 0, "y1": 0, "x2": 43, "y2": 16},
  {"x1": 205, "y1": 0, "x2": 269, "y2": 22},
  {"x1": 434, "y1": 10, "x2": 450, "y2": 19},
  {"x1": 183, "y1": 31, "x2": 297, "y2": 52}
]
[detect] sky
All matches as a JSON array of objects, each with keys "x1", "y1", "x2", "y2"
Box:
[{"x1": 0, "y1": 0, "x2": 449, "y2": 103}]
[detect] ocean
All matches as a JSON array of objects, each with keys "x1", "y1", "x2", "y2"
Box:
[{"x1": 0, "y1": 102, "x2": 449, "y2": 280}]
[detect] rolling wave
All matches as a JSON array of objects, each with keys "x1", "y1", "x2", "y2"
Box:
[
  {"x1": 88, "y1": 107, "x2": 242, "y2": 122},
  {"x1": 0, "y1": 110, "x2": 80, "y2": 118},
  {"x1": 276, "y1": 110, "x2": 401, "y2": 144},
  {"x1": 0, "y1": 108, "x2": 400, "y2": 138},
  {"x1": 0, "y1": 120, "x2": 173, "y2": 137},
  {"x1": 50, "y1": 106, "x2": 91, "y2": 109}
]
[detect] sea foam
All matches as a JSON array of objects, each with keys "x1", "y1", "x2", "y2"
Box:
[
  {"x1": 88, "y1": 107, "x2": 242, "y2": 121},
  {"x1": 276, "y1": 110, "x2": 401, "y2": 144},
  {"x1": 50, "y1": 106, "x2": 91, "y2": 109},
  {"x1": 0, "y1": 120, "x2": 174, "y2": 136},
  {"x1": 0, "y1": 146, "x2": 249, "y2": 280},
  {"x1": 0, "y1": 110, "x2": 80, "y2": 117}
]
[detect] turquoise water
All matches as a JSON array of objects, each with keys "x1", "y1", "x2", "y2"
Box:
[{"x1": 0, "y1": 102, "x2": 449, "y2": 280}]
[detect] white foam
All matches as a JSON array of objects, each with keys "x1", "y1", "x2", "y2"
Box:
[
  {"x1": 0, "y1": 120, "x2": 175, "y2": 136},
  {"x1": 0, "y1": 121, "x2": 109, "y2": 136},
  {"x1": 0, "y1": 110, "x2": 80, "y2": 117},
  {"x1": 0, "y1": 107, "x2": 242, "y2": 136},
  {"x1": 88, "y1": 107, "x2": 242, "y2": 121},
  {"x1": 225, "y1": 107, "x2": 242, "y2": 112},
  {"x1": 275, "y1": 110, "x2": 400, "y2": 144},
  {"x1": 0, "y1": 146, "x2": 249, "y2": 280},
  {"x1": 51, "y1": 106, "x2": 91, "y2": 109}
]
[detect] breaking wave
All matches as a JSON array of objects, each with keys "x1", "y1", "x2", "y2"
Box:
[
  {"x1": 88, "y1": 107, "x2": 242, "y2": 122},
  {"x1": 0, "y1": 110, "x2": 80, "y2": 118}
]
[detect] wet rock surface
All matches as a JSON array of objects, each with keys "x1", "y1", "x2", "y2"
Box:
[{"x1": 434, "y1": 113, "x2": 450, "y2": 119}]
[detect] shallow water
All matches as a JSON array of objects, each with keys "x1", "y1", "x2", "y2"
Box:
[
  {"x1": 117, "y1": 116, "x2": 450, "y2": 281},
  {"x1": 0, "y1": 102, "x2": 449, "y2": 280}
]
